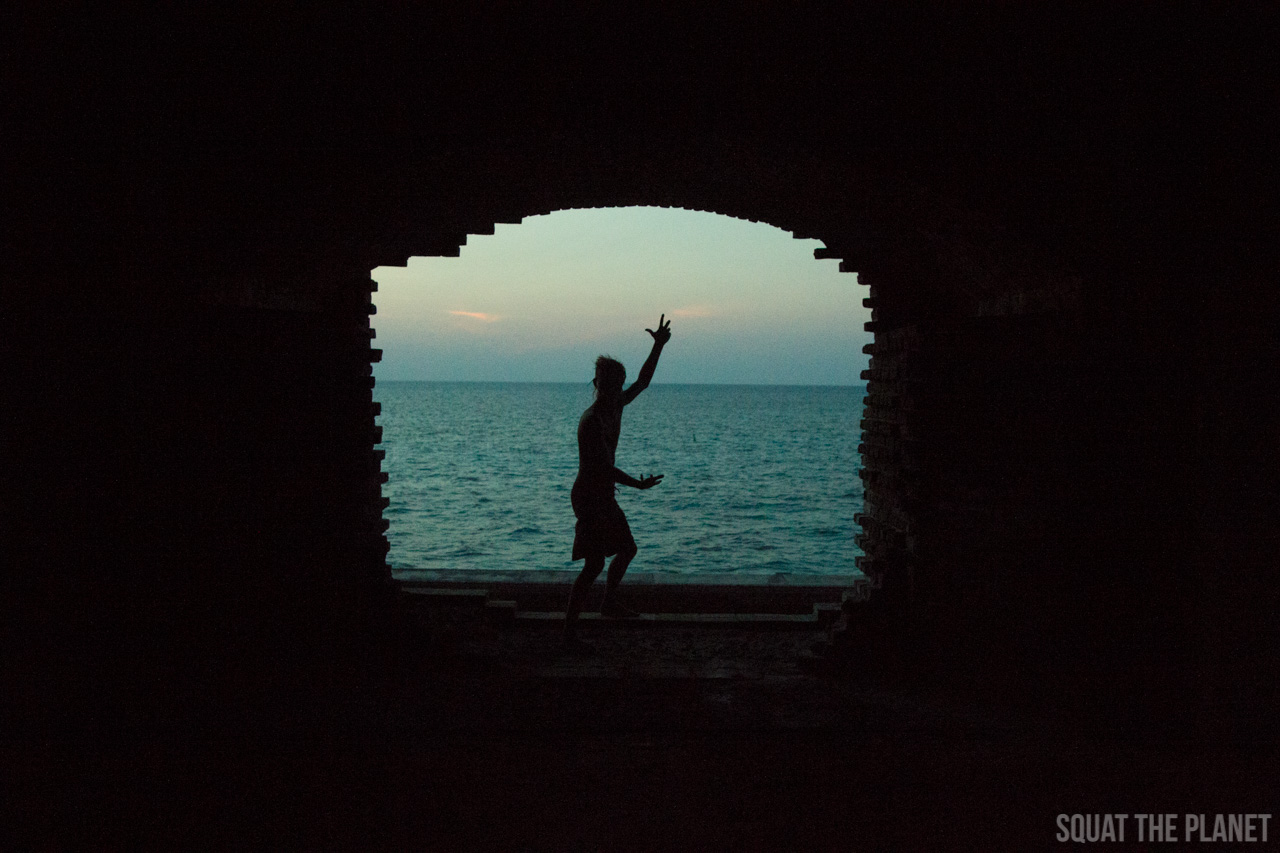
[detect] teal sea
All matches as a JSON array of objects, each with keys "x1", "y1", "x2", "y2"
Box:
[{"x1": 375, "y1": 382, "x2": 866, "y2": 579}]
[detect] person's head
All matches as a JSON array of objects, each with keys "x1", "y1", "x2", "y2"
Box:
[{"x1": 593, "y1": 355, "x2": 626, "y2": 403}]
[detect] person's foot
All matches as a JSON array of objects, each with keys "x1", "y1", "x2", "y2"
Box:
[
  {"x1": 600, "y1": 598, "x2": 642, "y2": 619},
  {"x1": 561, "y1": 634, "x2": 596, "y2": 656}
]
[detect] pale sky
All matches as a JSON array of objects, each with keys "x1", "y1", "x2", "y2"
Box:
[{"x1": 371, "y1": 206, "x2": 871, "y2": 385}]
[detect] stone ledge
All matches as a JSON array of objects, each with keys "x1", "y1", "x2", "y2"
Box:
[
  {"x1": 397, "y1": 570, "x2": 868, "y2": 618},
  {"x1": 509, "y1": 604, "x2": 842, "y2": 630}
]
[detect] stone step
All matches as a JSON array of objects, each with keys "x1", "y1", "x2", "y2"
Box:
[
  {"x1": 532, "y1": 666, "x2": 749, "y2": 679},
  {"x1": 401, "y1": 579, "x2": 846, "y2": 630},
  {"x1": 507, "y1": 603, "x2": 841, "y2": 631},
  {"x1": 515, "y1": 611, "x2": 818, "y2": 629},
  {"x1": 402, "y1": 587, "x2": 490, "y2": 604},
  {"x1": 399, "y1": 573, "x2": 858, "y2": 613}
]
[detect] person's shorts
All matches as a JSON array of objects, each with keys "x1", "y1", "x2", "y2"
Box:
[{"x1": 571, "y1": 481, "x2": 636, "y2": 561}]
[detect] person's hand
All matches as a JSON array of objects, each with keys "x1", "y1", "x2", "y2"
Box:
[
  {"x1": 646, "y1": 314, "x2": 671, "y2": 346},
  {"x1": 638, "y1": 473, "x2": 664, "y2": 489}
]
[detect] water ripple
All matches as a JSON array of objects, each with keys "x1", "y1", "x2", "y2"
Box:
[{"x1": 375, "y1": 382, "x2": 865, "y2": 575}]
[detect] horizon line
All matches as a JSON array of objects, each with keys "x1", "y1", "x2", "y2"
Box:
[{"x1": 375, "y1": 379, "x2": 867, "y2": 388}]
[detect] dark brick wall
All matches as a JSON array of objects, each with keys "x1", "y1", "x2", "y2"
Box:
[{"x1": 5, "y1": 4, "x2": 1277, "y2": 720}]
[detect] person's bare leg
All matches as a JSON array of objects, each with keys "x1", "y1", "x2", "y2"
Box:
[
  {"x1": 601, "y1": 543, "x2": 640, "y2": 617},
  {"x1": 564, "y1": 556, "x2": 605, "y2": 648}
]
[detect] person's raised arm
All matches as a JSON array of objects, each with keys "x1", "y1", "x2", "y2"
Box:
[{"x1": 622, "y1": 314, "x2": 671, "y2": 405}]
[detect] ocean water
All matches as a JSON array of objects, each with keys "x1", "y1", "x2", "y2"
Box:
[{"x1": 375, "y1": 382, "x2": 865, "y2": 578}]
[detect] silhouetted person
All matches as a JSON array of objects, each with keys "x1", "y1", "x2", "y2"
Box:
[{"x1": 563, "y1": 315, "x2": 672, "y2": 653}]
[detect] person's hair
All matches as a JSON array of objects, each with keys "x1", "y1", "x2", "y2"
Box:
[{"x1": 593, "y1": 355, "x2": 626, "y2": 398}]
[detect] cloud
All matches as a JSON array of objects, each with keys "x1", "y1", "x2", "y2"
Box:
[
  {"x1": 671, "y1": 305, "x2": 713, "y2": 318},
  {"x1": 448, "y1": 310, "x2": 500, "y2": 322}
]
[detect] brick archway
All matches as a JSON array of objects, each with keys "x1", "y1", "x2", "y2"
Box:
[{"x1": 342, "y1": 145, "x2": 1102, "y2": 690}]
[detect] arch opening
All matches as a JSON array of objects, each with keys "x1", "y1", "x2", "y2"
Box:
[{"x1": 369, "y1": 206, "x2": 872, "y2": 591}]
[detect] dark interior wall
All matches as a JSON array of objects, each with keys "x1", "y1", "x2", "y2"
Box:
[{"x1": 4, "y1": 4, "x2": 1277, "y2": 713}]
